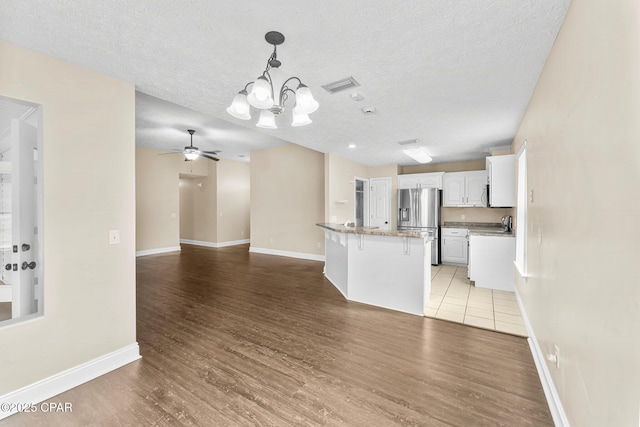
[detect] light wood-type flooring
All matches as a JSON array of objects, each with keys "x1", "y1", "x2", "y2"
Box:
[{"x1": 5, "y1": 244, "x2": 552, "y2": 426}]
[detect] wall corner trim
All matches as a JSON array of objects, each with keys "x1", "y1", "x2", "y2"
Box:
[
  {"x1": 135, "y1": 246, "x2": 181, "y2": 257},
  {"x1": 515, "y1": 288, "x2": 570, "y2": 427},
  {"x1": 0, "y1": 343, "x2": 141, "y2": 420},
  {"x1": 180, "y1": 239, "x2": 250, "y2": 248},
  {"x1": 249, "y1": 246, "x2": 325, "y2": 262}
]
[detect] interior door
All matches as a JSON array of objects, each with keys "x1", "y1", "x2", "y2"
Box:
[
  {"x1": 369, "y1": 177, "x2": 391, "y2": 230},
  {"x1": 10, "y1": 119, "x2": 39, "y2": 318}
]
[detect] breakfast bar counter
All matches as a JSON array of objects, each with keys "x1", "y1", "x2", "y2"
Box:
[{"x1": 316, "y1": 223, "x2": 432, "y2": 316}]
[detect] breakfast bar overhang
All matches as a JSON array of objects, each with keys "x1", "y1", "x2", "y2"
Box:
[{"x1": 317, "y1": 223, "x2": 432, "y2": 316}]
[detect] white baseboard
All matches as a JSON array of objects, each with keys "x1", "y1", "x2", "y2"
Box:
[
  {"x1": 0, "y1": 343, "x2": 141, "y2": 420},
  {"x1": 515, "y1": 288, "x2": 569, "y2": 427},
  {"x1": 249, "y1": 246, "x2": 325, "y2": 262},
  {"x1": 135, "y1": 246, "x2": 181, "y2": 257},
  {"x1": 180, "y1": 239, "x2": 250, "y2": 248}
]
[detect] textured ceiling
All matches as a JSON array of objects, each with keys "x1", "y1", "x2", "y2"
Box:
[{"x1": 0, "y1": 1, "x2": 570, "y2": 165}]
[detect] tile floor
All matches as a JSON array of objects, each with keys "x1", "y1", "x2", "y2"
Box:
[{"x1": 424, "y1": 264, "x2": 527, "y2": 337}]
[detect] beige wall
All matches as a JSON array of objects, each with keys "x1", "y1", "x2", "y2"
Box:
[
  {"x1": 216, "y1": 160, "x2": 250, "y2": 243},
  {"x1": 136, "y1": 146, "x2": 182, "y2": 251},
  {"x1": 191, "y1": 162, "x2": 218, "y2": 243},
  {"x1": 401, "y1": 159, "x2": 486, "y2": 174},
  {"x1": 138, "y1": 149, "x2": 249, "y2": 248},
  {"x1": 511, "y1": 1, "x2": 640, "y2": 425},
  {"x1": 251, "y1": 144, "x2": 324, "y2": 255},
  {"x1": 179, "y1": 177, "x2": 195, "y2": 239},
  {"x1": 0, "y1": 41, "x2": 137, "y2": 393},
  {"x1": 441, "y1": 207, "x2": 512, "y2": 224},
  {"x1": 324, "y1": 154, "x2": 399, "y2": 229},
  {"x1": 324, "y1": 154, "x2": 368, "y2": 223}
]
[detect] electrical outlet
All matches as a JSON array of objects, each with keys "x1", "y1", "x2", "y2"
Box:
[
  {"x1": 461, "y1": 214, "x2": 465, "y2": 220},
  {"x1": 240, "y1": 230, "x2": 244, "y2": 236},
  {"x1": 269, "y1": 237, "x2": 274, "y2": 244},
  {"x1": 317, "y1": 242, "x2": 322, "y2": 248}
]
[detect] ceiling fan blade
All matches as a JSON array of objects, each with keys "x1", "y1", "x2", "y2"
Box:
[
  {"x1": 200, "y1": 154, "x2": 220, "y2": 162},
  {"x1": 201, "y1": 150, "x2": 220, "y2": 155},
  {"x1": 158, "y1": 150, "x2": 184, "y2": 155}
]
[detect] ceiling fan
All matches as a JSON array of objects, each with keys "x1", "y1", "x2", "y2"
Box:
[{"x1": 161, "y1": 129, "x2": 220, "y2": 161}]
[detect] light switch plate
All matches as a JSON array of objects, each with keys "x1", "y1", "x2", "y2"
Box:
[{"x1": 109, "y1": 229, "x2": 120, "y2": 245}]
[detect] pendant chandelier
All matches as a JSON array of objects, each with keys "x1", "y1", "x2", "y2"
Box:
[{"x1": 227, "y1": 31, "x2": 319, "y2": 128}]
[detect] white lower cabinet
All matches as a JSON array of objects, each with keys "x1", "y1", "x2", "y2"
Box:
[
  {"x1": 441, "y1": 228, "x2": 468, "y2": 265},
  {"x1": 468, "y1": 235, "x2": 515, "y2": 291}
]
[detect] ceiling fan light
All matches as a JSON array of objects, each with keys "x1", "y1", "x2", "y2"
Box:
[
  {"x1": 247, "y1": 76, "x2": 274, "y2": 109},
  {"x1": 227, "y1": 90, "x2": 251, "y2": 120},
  {"x1": 256, "y1": 110, "x2": 277, "y2": 129},
  {"x1": 294, "y1": 84, "x2": 319, "y2": 114},
  {"x1": 184, "y1": 151, "x2": 200, "y2": 161},
  {"x1": 291, "y1": 107, "x2": 312, "y2": 126},
  {"x1": 403, "y1": 147, "x2": 432, "y2": 164}
]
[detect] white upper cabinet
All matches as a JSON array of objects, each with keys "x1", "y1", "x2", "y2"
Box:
[
  {"x1": 466, "y1": 171, "x2": 488, "y2": 206},
  {"x1": 442, "y1": 170, "x2": 488, "y2": 207},
  {"x1": 486, "y1": 155, "x2": 516, "y2": 207},
  {"x1": 397, "y1": 172, "x2": 444, "y2": 189}
]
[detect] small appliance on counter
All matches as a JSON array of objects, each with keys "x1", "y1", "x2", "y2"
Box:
[
  {"x1": 501, "y1": 215, "x2": 512, "y2": 232},
  {"x1": 397, "y1": 188, "x2": 440, "y2": 265}
]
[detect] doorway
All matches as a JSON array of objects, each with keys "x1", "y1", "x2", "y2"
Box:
[
  {"x1": 354, "y1": 177, "x2": 369, "y2": 227},
  {"x1": 353, "y1": 176, "x2": 392, "y2": 231}
]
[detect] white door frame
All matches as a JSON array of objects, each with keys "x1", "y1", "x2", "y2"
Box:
[{"x1": 354, "y1": 176, "x2": 369, "y2": 226}]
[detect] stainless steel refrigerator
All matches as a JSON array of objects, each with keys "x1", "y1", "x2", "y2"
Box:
[{"x1": 397, "y1": 188, "x2": 440, "y2": 265}]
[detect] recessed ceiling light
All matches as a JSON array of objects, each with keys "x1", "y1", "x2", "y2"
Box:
[
  {"x1": 348, "y1": 144, "x2": 356, "y2": 149},
  {"x1": 404, "y1": 147, "x2": 432, "y2": 163},
  {"x1": 350, "y1": 92, "x2": 364, "y2": 101}
]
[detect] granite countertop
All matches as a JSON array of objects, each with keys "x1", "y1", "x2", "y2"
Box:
[
  {"x1": 442, "y1": 222, "x2": 514, "y2": 237},
  {"x1": 316, "y1": 223, "x2": 430, "y2": 238}
]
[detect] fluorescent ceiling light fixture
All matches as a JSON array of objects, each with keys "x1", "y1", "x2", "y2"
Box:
[
  {"x1": 348, "y1": 144, "x2": 356, "y2": 149},
  {"x1": 227, "y1": 31, "x2": 318, "y2": 128},
  {"x1": 404, "y1": 147, "x2": 433, "y2": 163}
]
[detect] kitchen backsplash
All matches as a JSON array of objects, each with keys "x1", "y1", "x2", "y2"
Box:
[{"x1": 441, "y1": 207, "x2": 514, "y2": 224}]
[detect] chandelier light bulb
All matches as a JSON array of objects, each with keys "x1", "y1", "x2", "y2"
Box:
[
  {"x1": 226, "y1": 90, "x2": 251, "y2": 120},
  {"x1": 247, "y1": 76, "x2": 274, "y2": 109},
  {"x1": 291, "y1": 106, "x2": 312, "y2": 126},
  {"x1": 256, "y1": 110, "x2": 277, "y2": 129},
  {"x1": 294, "y1": 84, "x2": 319, "y2": 115}
]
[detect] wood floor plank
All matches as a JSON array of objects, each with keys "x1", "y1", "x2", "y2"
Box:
[{"x1": 4, "y1": 244, "x2": 552, "y2": 426}]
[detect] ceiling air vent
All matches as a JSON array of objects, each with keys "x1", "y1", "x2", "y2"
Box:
[
  {"x1": 321, "y1": 77, "x2": 360, "y2": 94},
  {"x1": 397, "y1": 139, "x2": 419, "y2": 146}
]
